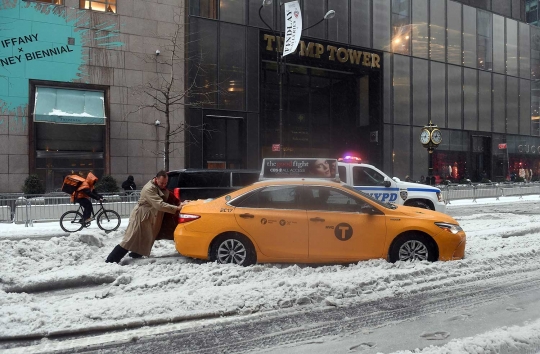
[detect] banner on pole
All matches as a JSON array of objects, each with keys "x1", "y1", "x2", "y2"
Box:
[{"x1": 283, "y1": 1, "x2": 302, "y2": 57}]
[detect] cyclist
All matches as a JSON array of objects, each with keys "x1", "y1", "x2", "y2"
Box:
[{"x1": 71, "y1": 172, "x2": 104, "y2": 224}]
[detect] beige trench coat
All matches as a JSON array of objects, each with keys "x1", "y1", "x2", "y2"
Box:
[{"x1": 119, "y1": 179, "x2": 178, "y2": 256}]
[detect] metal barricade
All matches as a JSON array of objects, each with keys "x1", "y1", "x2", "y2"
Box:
[
  {"x1": 9, "y1": 191, "x2": 141, "y2": 226},
  {"x1": 472, "y1": 184, "x2": 500, "y2": 202}
]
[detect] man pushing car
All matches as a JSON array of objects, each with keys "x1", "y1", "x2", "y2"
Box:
[{"x1": 105, "y1": 170, "x2": 185, "y2": 263}]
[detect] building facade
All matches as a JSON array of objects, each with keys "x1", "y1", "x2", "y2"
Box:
[
  {"x1": 0, "y1": 0, "x2": 186, "y2": 192},
  {"x1": 185, "y1": 0, "x2": 540, "y2": 184},
  {"x1": 2, "y1": 0, "x2": 540, "y2": 193}
]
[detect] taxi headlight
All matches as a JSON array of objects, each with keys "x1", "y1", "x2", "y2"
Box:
[
  {"x1": 435, "y1": 222, "x2": 462, "y2": 234},
  {"x1": 436, "y1": 192, "x2": 443, "y2": 202}
]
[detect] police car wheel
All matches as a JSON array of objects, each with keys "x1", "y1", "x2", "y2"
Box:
[
  {"x1": 211, "y1": 233, "x2": 256, "y2": 266},
  {"x1": 406, "y1": 200, "x2": 432, "y2": 210},
  {"x1": 389, "y1": 234, "x2": 437, "y2": 263}
]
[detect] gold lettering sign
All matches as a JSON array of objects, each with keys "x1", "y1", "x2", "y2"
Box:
[{"x1": 263, "y1": 34, "x2": 381, "y2": 69}]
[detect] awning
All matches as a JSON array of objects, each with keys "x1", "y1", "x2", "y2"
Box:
[{"x1": 34, "y1": 87, "x2": 106, "y2": 125}]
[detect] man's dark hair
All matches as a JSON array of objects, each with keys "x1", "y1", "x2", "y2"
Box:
[{"x1": 156, "y1": 170, "x2": 168, "y2": 178}]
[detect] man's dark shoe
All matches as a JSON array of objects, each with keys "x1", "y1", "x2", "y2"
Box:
[
  {"x1": 106, "y1": 245, "x2": 128, "y2": 263},
  {"x1": 129, "y1": 252, "x2": 143, "y2": 258}
]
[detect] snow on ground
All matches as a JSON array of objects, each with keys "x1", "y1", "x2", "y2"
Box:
[{"x1": 1, "y1": 195, "x2": 540, "y2": 353}]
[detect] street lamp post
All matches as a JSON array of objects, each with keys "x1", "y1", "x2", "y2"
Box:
[{"x1": 258, "y1": 0, "x2": 335, "y2": 157}]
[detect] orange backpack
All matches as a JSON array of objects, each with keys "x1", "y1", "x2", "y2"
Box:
[{"x1": 61, "y1": 175, "x2": 85, "y2": 195}]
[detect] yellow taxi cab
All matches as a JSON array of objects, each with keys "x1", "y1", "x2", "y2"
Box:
[{"x1": 173, "y1": 178, "x2": 466, "y2": 266}]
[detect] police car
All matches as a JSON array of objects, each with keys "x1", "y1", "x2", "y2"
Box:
[{"x1": 260, "y1": 157, "x2": 446, "y2": 213}]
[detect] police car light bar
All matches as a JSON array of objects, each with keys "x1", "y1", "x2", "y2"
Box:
[{"x1": 338, "y1": 155, "x2": 362, "y2": 163}]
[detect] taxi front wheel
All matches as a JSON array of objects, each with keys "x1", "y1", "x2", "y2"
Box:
[
  {"x1": 210, "y1": 233, "x2": 256, "y2": 266},
  {"x1": 389, "y1": 234, "x2": 437, "y2": 263}
]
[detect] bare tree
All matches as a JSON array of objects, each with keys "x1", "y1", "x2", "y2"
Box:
[{"x1": 127, "y1": 18, "x2": 223, "y2": 171}]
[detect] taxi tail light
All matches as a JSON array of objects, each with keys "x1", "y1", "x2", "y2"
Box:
[{"x1": 178, "y1": 214, "x2": 200, "y2": 224}]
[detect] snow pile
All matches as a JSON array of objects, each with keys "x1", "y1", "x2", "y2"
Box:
[
  {"x1": 392, "y1": 318, "x2": 540, "y2": 354},
  {"x1": 0, "y1": 199, "x2": 540, "y2": 354}
]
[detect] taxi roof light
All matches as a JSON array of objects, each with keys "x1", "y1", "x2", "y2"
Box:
[{"x1": 178, "y1": 213, "x2": 201, "y2": 223}]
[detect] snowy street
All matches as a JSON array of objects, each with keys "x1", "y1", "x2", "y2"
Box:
[{"x1": 1, "y1": 196, "x2": 540, "y2": 353}]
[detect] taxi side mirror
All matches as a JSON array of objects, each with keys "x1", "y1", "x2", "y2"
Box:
[{"x1": 361, "y1": 203, "x2": 378, "y2": 215}]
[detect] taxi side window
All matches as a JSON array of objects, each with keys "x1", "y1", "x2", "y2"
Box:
[
  {"x1": 353, "y1": 167, "x2": 385, "y2": 186},
  {"x1": 236, "y1": 186, "x2": 302, "y2": 210},
  {"x1": 306, "y1": 187, "x2": 362, "y2": 213}
]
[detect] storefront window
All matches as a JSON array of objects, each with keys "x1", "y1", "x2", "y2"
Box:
[
  {"x1": 432, "y1": 130, "x2": 469, "y2": 183},
  {"x1": 79, "y1": 0, "x2": 115, "y2": 12}
]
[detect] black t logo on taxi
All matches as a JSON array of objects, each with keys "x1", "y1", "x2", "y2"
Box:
[
  {"x1": 334, "y1": 223, "x2": 353, "y2": 241},
  {"x1": 261, "y1": 218, "x2": 267, "y2": 224},
  {"x1": 279, "y1": 219, "x2": 286, "y2": 226}
]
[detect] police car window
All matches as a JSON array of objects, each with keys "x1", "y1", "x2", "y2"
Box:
[
  {"x1": 179, "y1": 172, "x2": 229, "y2": 188},
  {"x1": 353, "y1": 167, "x2": 385, "y2": 186},
  {"x1": 236, "y1": 186, "x2": 301, "y2": 210},
  {"x1": 232, "y1": 172, "x2": 260, "y2": 187},
  {"x1": 306, "y1": 187, "x2": 364, "y2": 213},
  {"x1": 338, "y1": 166, "x2": 346, "y2": 183}
]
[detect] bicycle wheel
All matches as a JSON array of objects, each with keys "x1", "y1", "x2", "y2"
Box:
[
  {"x1": 97, "y1": 209, "x2": 121, "y2": 232},
  {"x1": 60, "y1": 211, "x2": 85, "y2": 233}
]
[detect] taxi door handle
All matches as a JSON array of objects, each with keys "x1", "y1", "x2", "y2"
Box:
[
  {"x1": 239, "y1": 213, "x2": 255, "y2": 219},
  {"x1": 310, "y1": 217, "x2": 325, "y2": 222}
]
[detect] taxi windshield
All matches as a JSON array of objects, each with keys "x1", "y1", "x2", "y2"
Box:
[{"x1": 341, "y1": 184, "x2": 397, "y2": 209}]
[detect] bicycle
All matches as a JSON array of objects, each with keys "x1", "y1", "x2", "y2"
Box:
[{"x1": 60, "y1": 200, "x2": 121, "y2": 233}]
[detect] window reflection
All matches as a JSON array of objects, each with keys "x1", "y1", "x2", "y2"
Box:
[
  {"x1": 391, "y1": 0, "x2": 410, "y2": 55},
  {"x1": 429, "y1": 0, "x2": 445, "y2": 62},
  {"x1": 411, "y1": 0, "x2": 428, "y2": 58},
  {"x1": 477, "y1": 10, "x2": 493, "y2": 71}
]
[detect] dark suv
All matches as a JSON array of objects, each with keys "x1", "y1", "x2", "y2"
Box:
[{"x1": 166, "y1": 169, "x2": 260, "y2": 201}]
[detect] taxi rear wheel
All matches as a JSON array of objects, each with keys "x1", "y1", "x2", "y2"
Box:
[
  {"x1": 389, "y1": 234, "x2": 437, "y2": 263},
  {"x1": 210, "y1": 233, "x2": 256, "y2": 266}
]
